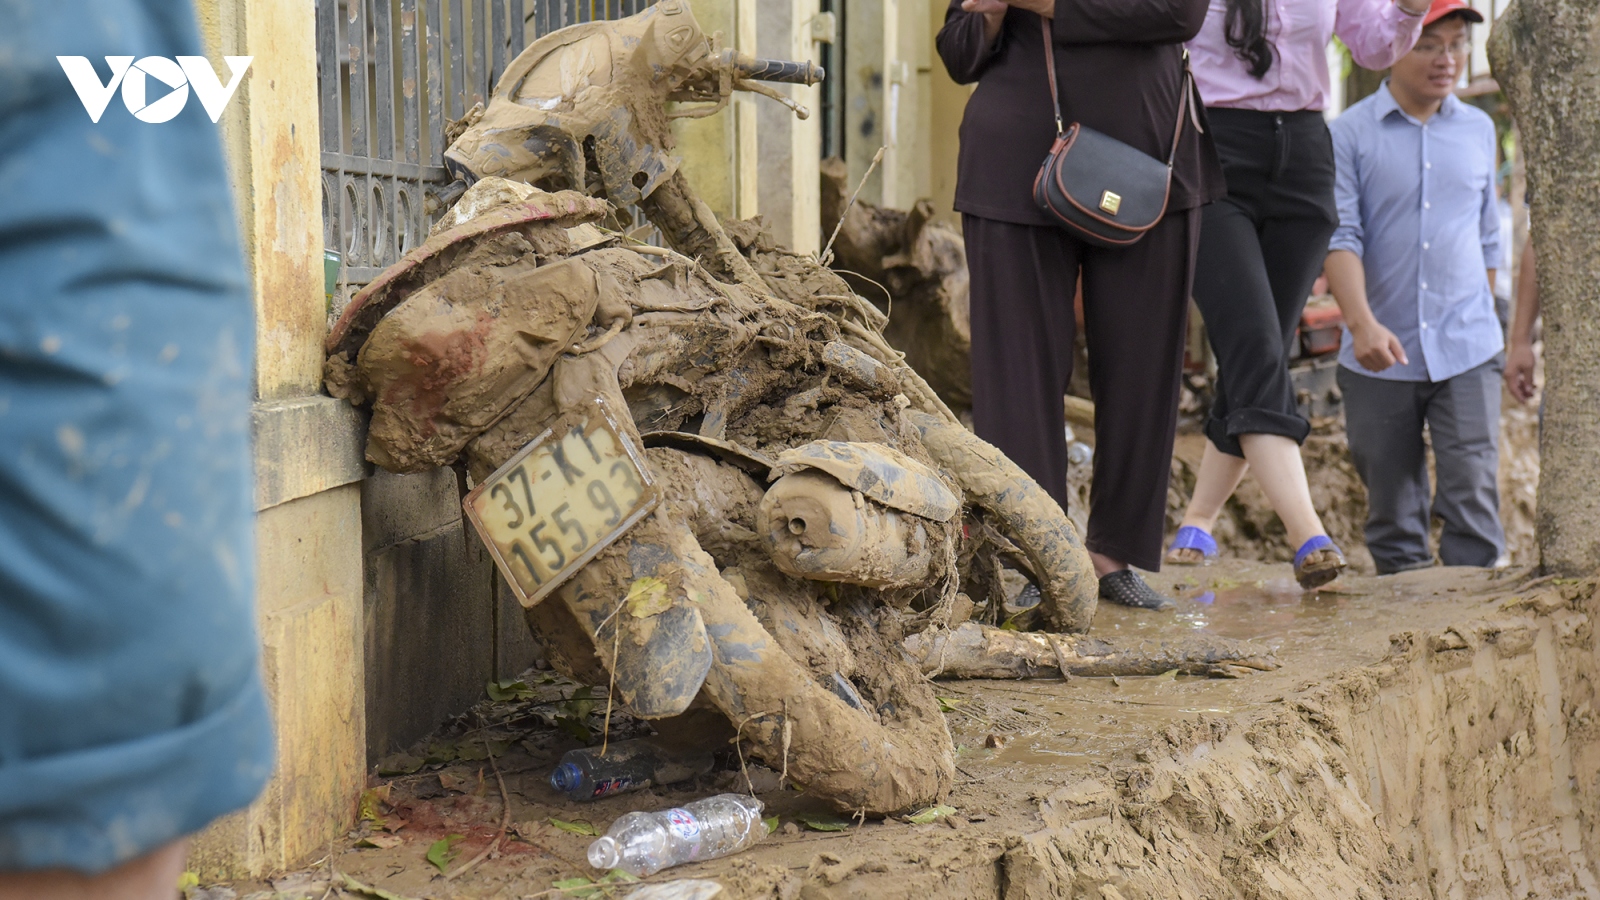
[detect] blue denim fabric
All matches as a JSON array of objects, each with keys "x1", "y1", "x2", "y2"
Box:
[{"x1": 0, "y1": 0, "x2": 274, "y2": 873}]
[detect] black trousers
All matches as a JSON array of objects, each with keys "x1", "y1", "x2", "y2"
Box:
[
  {"x1": 1194, "y1": 108, "x2": 1339, "y2": 457},
  {"x1": 964, "y1": 209, "x2": 1200, "y2": 571}
]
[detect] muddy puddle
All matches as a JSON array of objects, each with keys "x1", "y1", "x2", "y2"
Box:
[
  {"x1": 942, "y1": 564, "x2": 1501, "y2": 772},
  {"x1": 209, "y1": 561, "x2": 1600, "y2": 900}
]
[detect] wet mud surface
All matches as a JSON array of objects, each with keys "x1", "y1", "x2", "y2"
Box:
[{"x1": 213, "y1": 559, "x2": 1599, "y2": 900}]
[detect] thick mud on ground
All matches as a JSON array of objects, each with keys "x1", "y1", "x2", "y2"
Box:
[{"x1": 212, "y1": 559, "x2": 1599, "y2": 900}]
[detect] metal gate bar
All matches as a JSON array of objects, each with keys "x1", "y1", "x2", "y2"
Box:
[{"x1": 319, "y1": 0, "x2": 654, "y2": 302}]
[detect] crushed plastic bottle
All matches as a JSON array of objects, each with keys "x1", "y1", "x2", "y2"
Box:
[
  {"x1": 587, "y1": 794, "x2": 765, "y2": 877},
  {"x1": 550, "y1": 738, "x2": 716, "y2": 802}
]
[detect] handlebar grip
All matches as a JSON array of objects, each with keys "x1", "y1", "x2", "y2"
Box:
[{"x1": 734, "y1": 57, "x2": 825, "y2": 86}]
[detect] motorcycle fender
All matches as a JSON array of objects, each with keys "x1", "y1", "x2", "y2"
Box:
[{"x1": 612, "y1": 601, "x2": 712, "y2": 719}]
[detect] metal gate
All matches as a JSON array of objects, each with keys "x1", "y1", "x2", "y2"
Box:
[{"x1": 317, "y1": 0, "x2": 655, "y2": 303}]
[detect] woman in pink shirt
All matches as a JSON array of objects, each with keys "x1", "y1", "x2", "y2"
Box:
[{"x1": 1166, "y1": 0, "x2": 1426, "y2": 586}]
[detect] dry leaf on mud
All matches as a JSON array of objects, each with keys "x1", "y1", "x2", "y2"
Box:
[
  {"x1": 338, "y1": 872, "x2": 419, "y2": 900},
  {"x1": 375, "y1": 753, "x2": 423, "y2": 776},
  {"x1": 550, "y1": 817, "x2": 602, "y2": 836},
  {"x1": 904, "y1": 805, "x2": 956, "y2": 825},
  {"x1": 426, "y1": 834, "x2": 465, "y2": 872},
  {"x1": 795, "y1": 812, "x2": 852, "y2": 832},
  {"x1": 487, "y1": 678, "x2": 538, "y2": 701},
  {"x1": 457, "y1": 739, "x2": 512, "y2": 761},
  {"x1": 359, "y1": 785, "x2": 391, "y2": 827},
  {"x1": 355, "y1": 833, "x2": 404, "y2": 850},
  {"x1": 438, "y1": 770, "x2": 477, "y2": 793},
  {"x1": 553, "y1": 869, "x2": 639, "y2": 898},
  {"x1": 626, "y1": 577, "x2": 671, "y2": 617}
]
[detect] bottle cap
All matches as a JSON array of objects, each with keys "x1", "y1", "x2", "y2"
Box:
[
  {"x1": 551, "y1": 761, "x2": 582, "y2": 793},
  {"x1": 587, "y1": 835, "x2": 619, "y2": 870}
]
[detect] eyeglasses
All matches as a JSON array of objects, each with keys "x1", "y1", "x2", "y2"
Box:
[{"x1": 1411, "y1": 38, "x2": 1471, "y2": 59}]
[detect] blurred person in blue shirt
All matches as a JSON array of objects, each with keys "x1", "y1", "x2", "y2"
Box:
[
  {"x1": 1325, "y1": 0, "x2": 1506, "y2": 574},
  {"x1": 0, "y1": 0, "x2": 274, "y2": 895}
]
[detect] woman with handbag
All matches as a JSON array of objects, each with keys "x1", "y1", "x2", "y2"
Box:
[
  {"x1": 937, "y1": 0, "x2": 1225, "y2": 610},
  {"x1": 1164, "y1": 0, "x2": 1426, "y2": 587}
]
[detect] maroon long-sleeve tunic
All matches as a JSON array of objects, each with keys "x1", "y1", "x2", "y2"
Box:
[{"x1": 937, "y1": 0, "x2": 1225, "y2": 227}]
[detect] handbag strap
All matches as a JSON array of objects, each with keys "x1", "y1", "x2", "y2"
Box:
[{"x1": 1038, "y1": 17, "x2": 1198, "y2": 167}]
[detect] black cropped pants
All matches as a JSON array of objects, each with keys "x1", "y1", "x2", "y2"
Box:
[
  {"x1": 964, "y1": 208, "x2": 1200, "y2": 572},
  {"x1": 1194, "y1": 108, "x2": 1339, "y2": 457}
]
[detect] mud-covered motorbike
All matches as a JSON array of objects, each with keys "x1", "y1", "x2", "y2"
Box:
[{"x1": 325, "y1": 0, "x2": 1271, "y2": 816}]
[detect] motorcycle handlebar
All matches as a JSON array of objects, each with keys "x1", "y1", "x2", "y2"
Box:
[{"x1": 731, "y1": 55, "x2": 825, "y2": 86}]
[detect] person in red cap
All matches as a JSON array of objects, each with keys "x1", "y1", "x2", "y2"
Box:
[{"x1": 1325, "y1": 0, "x2": 1506, "y2": 575}]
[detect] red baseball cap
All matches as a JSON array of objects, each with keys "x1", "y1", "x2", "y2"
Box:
[{"x1": 1423, "y1": 0, "x2": 1485, "y2": 27}]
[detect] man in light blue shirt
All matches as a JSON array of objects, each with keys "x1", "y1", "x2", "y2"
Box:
[{"x1": 1325, "y1": 2, "x2": 1505, "y2": 574}]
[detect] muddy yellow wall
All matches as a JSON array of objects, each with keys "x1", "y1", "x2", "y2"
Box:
[
  {"x1": 836, "y1": 0, "x2": 959, "y2": 217},
  {"x1": 755, "y1": 0, "x2": 825, "y2": 252},
  {"x1": 926, "y1": 0, "x2": 971, "y2": 227},
  {"x1": 187, "y1": 0, "x2": 368, "y2": 879},
  {"x1": 673, "y1": 0, "x2": 760, "y2": 221}
]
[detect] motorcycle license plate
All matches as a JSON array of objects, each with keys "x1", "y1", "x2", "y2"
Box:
[{"x1": 464, "y1": 400, "x2": 658, "y2": 608}]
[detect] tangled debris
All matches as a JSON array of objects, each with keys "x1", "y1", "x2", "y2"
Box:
[{"x1": 324, "y1": 1, "x2": 1276, "y2": 816}]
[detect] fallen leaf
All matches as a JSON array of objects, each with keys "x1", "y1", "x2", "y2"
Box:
[
  {"x1": 375, "y1": 753, "x2": 423, "y2": 776},
  {"x1": 549, "y1": 817, "x2": 601, "y2": 836},
  {"x1": 795, "y1": 812, "x2": 851, "y2": 832},
  {"x1": 176, "y1": 872, "x2": 199, "y2": 891},
  {"x1": 556, "y1": 716, "x2": 594, "y2": 744},
  {"x1": 425, "y1": 834, "x2": 465, "y2": 872},
  {"x1": 422, "y1": 741, "x2": 459, "y2": 765},
  {"x1": 438, "y1": 770, "x2": 475, "y2": 793},
  {"x1": 904, "y1": 804, "x2": 956, "y2": 825},
  {"x1": 935, "y1": 696, "x2": 962, "y2": 713},
  {"x1": 456, "y1": 738, "x2": 513, "y2": 761},
  {"x1": 487, "y1": 679, "x2": 537, "y2": 701},
  {"x1": 625, "y1": 576, "x2": 671, "y2": 618},
  {"x1": 552, "y1": 870, "x2": 642, "y2": 898},
  {"x1": 763, "y1": 816, "x2": 779, "y2": 835},
  {"x1": 358, "y1": 786, "x2": 391, "y2": 826},
  {"x1": 355, "y1": 833, "x2": 403, "y2": 850},
  {"x1": 338, "y1": 872, "x2": 419, "y2": 900}
]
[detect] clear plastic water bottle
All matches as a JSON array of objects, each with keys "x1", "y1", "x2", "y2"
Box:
[
  {"x1": 550, "y1": 738, "x2": 716, "y2": 802},
  {"x1": 586, "y1": 794, "x2": 765, "y2": 876}
]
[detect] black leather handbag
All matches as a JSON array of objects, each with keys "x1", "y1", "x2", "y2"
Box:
[{"x1": 1032, "y1": 19, "x2": 1201, "y2": 248}]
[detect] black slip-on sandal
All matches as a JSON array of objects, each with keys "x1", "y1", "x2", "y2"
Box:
[{"x1": 1098, "y1": 569, "x2": 1175, "y2": 610}]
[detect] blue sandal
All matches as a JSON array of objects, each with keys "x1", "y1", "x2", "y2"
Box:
[
  {"x1": 1165, "y1": 526, "x2": 1218, "y2": 566},
  {"x1": 1294, "y1": 535, "x2": 1347, "y2": 589}
]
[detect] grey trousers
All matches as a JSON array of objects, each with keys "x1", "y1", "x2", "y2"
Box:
[{"x1": 1338, "y1": 359, "x2": 1505, "y2": 574}]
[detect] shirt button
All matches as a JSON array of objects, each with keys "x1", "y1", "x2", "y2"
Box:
[
  {"x1": 1423, "y1": 242, "x2": 1430, "y2": 249},
  {"x1": 1421, "y1": 323, "x2": 1428, "y2": 329},
  {"x1": 1421, "y1": 282, "x2": 1428, "y2": 289},
  {"x1": 1424, "y1": 201, "x2": 1431, "y2": 209},
  {"x1": 1425, "y1": 162, "x2": 1433, "y2": 170}
]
